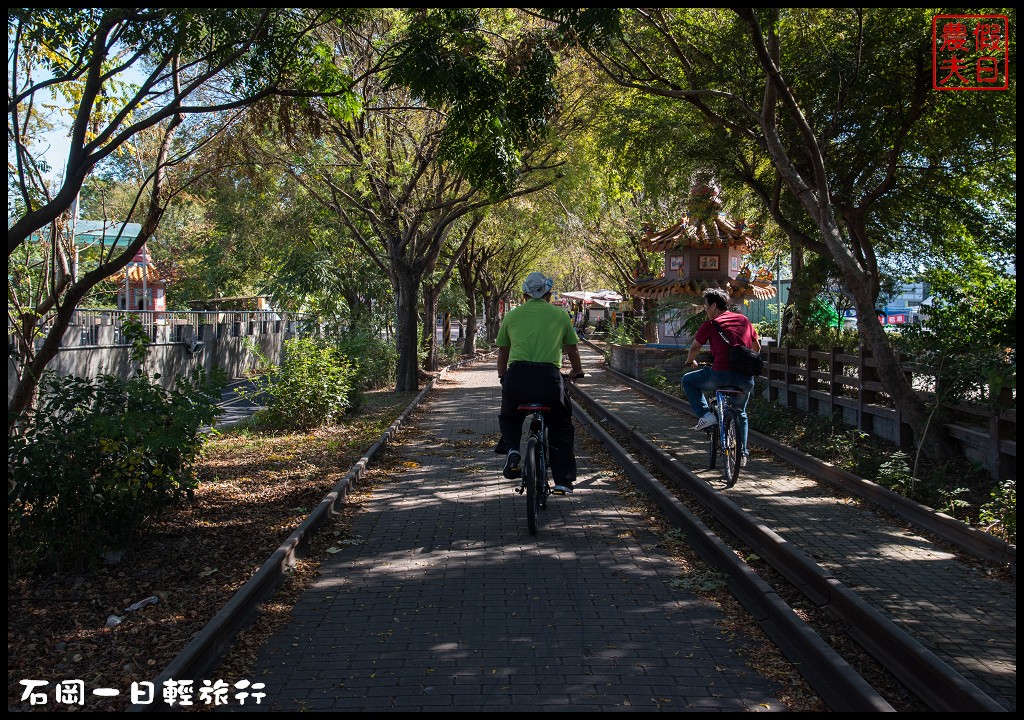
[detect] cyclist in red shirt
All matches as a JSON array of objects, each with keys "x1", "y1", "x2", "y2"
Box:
[{"x1": 682, "y1": 288, "x2": 760, "y2": 467}]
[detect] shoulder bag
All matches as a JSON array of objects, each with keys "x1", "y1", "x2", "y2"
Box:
[{"x1": 711, "y1": 320, "x2": 763, "y2": 377}]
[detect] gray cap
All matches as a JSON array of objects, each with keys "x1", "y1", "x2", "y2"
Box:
[{"x1": 522, "y1": 271, "x2": 554, "y2": 298}]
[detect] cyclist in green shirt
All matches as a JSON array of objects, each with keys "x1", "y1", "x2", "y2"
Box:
[{"x1": 495, "y1": 272, "x2": 585, "y2": 493}]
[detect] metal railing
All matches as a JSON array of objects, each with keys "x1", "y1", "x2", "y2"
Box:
[{"x1": 9, "y1": 308, "x2": 314, "y2": 347}]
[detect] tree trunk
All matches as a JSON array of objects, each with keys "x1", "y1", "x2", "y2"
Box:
[
  {"x1": 849, "y1": 283, "x2": 948, "y2": 459},
  {"x1": 485, "y1": 294, "x2": 502, "y2": 341},
  {"x1": 394, "y1": 269, "x2": 422, "y2": 392},
  {"x1": 457, "y1": 253, "x2": 481, "y2": 356},
  {"x1": 462, "y1": 296, "x2": 478, "y2": 356},
  {"x1": 781, "y1": 246, "x2": 810, "y2": 340},
  {"x1": 420, "y1": 283, "x2": 440, "y2": 372},
  {"x1": 642, "y1": 299, "x2": 659, "y2": 343}
]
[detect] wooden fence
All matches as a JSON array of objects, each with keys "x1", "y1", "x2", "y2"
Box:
[
  {"x1": 607, "y1": 342, "x2": 1015, "y2": 482},
  {"x1": 762, "y1": 342, "x2": 1015, "y2": 482}
]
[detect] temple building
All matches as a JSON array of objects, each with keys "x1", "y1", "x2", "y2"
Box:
[{"x1": 628, "y1": 182, "x2": 776, "y2": 344}]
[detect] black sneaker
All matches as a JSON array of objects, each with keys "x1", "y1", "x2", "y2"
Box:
[
  {"x1": 503, "y1": 450, "x2": 521, "y2": 479},
  {"x1": 552, "y1": 482, "x2": 573, "y2": 494}
]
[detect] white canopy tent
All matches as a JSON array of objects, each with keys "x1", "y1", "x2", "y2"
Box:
[{"x1": 558, "y1": 290, "x2": 623, "y2": 308}]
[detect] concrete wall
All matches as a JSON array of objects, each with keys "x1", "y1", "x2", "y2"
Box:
[
  {"x1": 609, "y1": 344, "x2": 689, "y2": 385},
  {"x1": 9, "y1": 326, "x2": 289, "y2": 400}
]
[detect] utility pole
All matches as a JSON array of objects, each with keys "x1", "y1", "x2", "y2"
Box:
[
  {"x1": 71, "y1": 194, "x2": 81, "y2": 282},
  {"x1": 776, "y1": 254, "x2": 783, "y2": 343}
]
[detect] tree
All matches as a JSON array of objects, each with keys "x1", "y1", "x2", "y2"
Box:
[
  {"x1": 546, "y1": 7, "x2": 1016, "y2": 457},
  {"x1": 542, "y1": 132, "x2": 673, "y2": 342},
  {"x1": 419, "y1": 214, "x2": 483, "y2": 371},
  {"x1": 264, "y1": 10, "x2": 566, "y2": 391},
  {"x1": 455, "y1": 230, "x2": 496, "y2": 355},
  {"x1": 7, "y1": 8, "x2": 365, "y2": 427}
]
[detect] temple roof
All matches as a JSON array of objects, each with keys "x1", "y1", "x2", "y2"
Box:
[
  {"x1": 640, "y1": 213, "x2": 758, "y2": 253},
  {"x1": 628, "y1": 275, "x2": 776, "y2": 301},
  {"x1": 108, "y1": 261, "x2": 173, "y2": 285}
]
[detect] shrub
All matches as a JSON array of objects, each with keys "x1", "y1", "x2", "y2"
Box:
[
  {"x1": 8, "y1": 370, "x2": 222, "y2": 572},
  {"x1": 786, "y1": 324, "x2": 859, "y2": 353},
  {"x1": 643, "y1": 368, "x2": 671, "y2": 393},
  {"x1": 243, "y1": 337, "x2": 361, "y2": 430},
  {"x1": 436, "y1": 342, "x2": 463, "y2": 366},
  {"x1": 979, "y1": 479, "x2": 1016, "y2": 544},
  {"x1": 335, "y1": 331, "x2": 397, "y2": 390},
  {"x1": 607, "y1": 317, "x2": 647, "y2": 346}
]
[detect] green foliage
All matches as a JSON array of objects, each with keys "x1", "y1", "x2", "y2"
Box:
[
  {"x1": 8, "y1": 370, "x2": 222, "y2": 572},
  {"x1": 935, "y1": 486, "x2": 972, "y2": 521},
  {"x1": 979, "y1": 479, "x2": 1016, "y2": 544},
  {"x1": 388, "y1": 9, "x2": 560, "y2": 197},
  {"x1": 436, "y1": 342, "x2": 463, "y2": 367},
  {"x1": 894, "y1": 265, "x2": 1016, "y2": 406},
  {"x1": 876, "y1": 452, "x2": 915, "y2": 497},
  {"x1": 607, "y1": 317, "x2": 646, "y2": 346},
  {"x1": 121, "y1": 314, "x2": 151, "y2": 366},
  {"x1": 753, "y1": 316, "x2": 777, "y2": 343},
  {"x1": 242, "y1": 337, "x2": 361, "y2": 430},
  {"x1": 786, "y1": 324, "x2": 860, "y2": 354},
  {"x1": 749, "y1": 297, "x2": 779, "y2": 335},
  {"x1": 642, "y1": 368, "x2": 671, "y2": 393},
  {"x1": 335, "y1": 331, "x2": 398, "y2": 390},
  {"x1": 541, "y1": 8, "x2": 623, "y2": 49}
]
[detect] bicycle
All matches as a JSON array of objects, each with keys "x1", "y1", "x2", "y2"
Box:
[
  {"x1": 510, "y1": 372, "x2": 583, "y2": 536},
  {"x1": 704, "y1": 385, "x2": 745, "y2": 488},
  {"x1": 513, "y1": 403, "x2": 552, "y2": 535}
]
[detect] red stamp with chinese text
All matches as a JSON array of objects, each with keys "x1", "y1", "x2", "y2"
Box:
[{"x1": 932, "y1": 14, "x2": 1009, "y2": 90}]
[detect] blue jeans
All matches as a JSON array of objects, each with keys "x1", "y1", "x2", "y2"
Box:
[{"x1": 681, "y1": 367, "x2": 755, "y2": 456}]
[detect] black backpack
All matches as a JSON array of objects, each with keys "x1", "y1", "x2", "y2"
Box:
[{"x1": 711, "y1": 320, "x2": 763, "y2": 377}]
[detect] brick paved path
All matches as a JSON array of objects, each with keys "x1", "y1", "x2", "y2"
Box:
[
  {"x1": 572, "y1": 345, "x2": 1016, "y2": 711},
  {"x1": 235, "y1": 360, "x2": 789, "y2": 711}
]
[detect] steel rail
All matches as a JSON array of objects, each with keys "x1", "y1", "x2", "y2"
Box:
[
  {"x1": 569, "y1": 381, "x2": 1005, "y2": 712},
  {"x1": 604, "y1": 365, "x2": 1015, "y2": 572},
  {"x1": 570, "y1": 398, "x2": 894, "y2": 711}
]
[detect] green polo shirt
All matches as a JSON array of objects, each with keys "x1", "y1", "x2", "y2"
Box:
[{"x1": 496, "y1": 299, "x2": 580, "y2": 366}]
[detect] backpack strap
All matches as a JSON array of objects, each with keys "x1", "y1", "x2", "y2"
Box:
[{"x1": 711, "y1": 319, "x2": 741, "y2": 348}]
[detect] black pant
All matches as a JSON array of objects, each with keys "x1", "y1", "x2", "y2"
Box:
[{"x1": 499, "y1": 362, "x2": 577, "y2": 485}]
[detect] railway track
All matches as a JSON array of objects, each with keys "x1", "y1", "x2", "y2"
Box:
[{"x1": 568, "y1": 343, "x2": 1014, "y2": 712}]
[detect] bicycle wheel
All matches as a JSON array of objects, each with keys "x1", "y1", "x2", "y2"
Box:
[
  {"x1": 525, "y1": 436, "x2": 541, "y2": 535},
  {"x1": 706, "y1": 427, "x2": 718, "y2": 469},
  {"x1": 721, "y1": 411, "x2": 741, "y2": 487}
]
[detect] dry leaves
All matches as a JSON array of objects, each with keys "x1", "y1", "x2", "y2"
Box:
[{"x1": 7, "y1": 390, "x2": 415, "y2": 712}]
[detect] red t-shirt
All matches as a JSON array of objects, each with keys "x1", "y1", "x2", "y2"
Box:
[{"x1": 694, "y1": 311, "x2": 759, "y2": 372}]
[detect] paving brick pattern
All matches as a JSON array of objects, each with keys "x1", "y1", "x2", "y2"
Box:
[
  {"x1": 575, "y1": 346, "x2": 1016, "y2": 711},
  {"x1": 234, "y1": 360, "x2": 789, "y2": 712}
]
